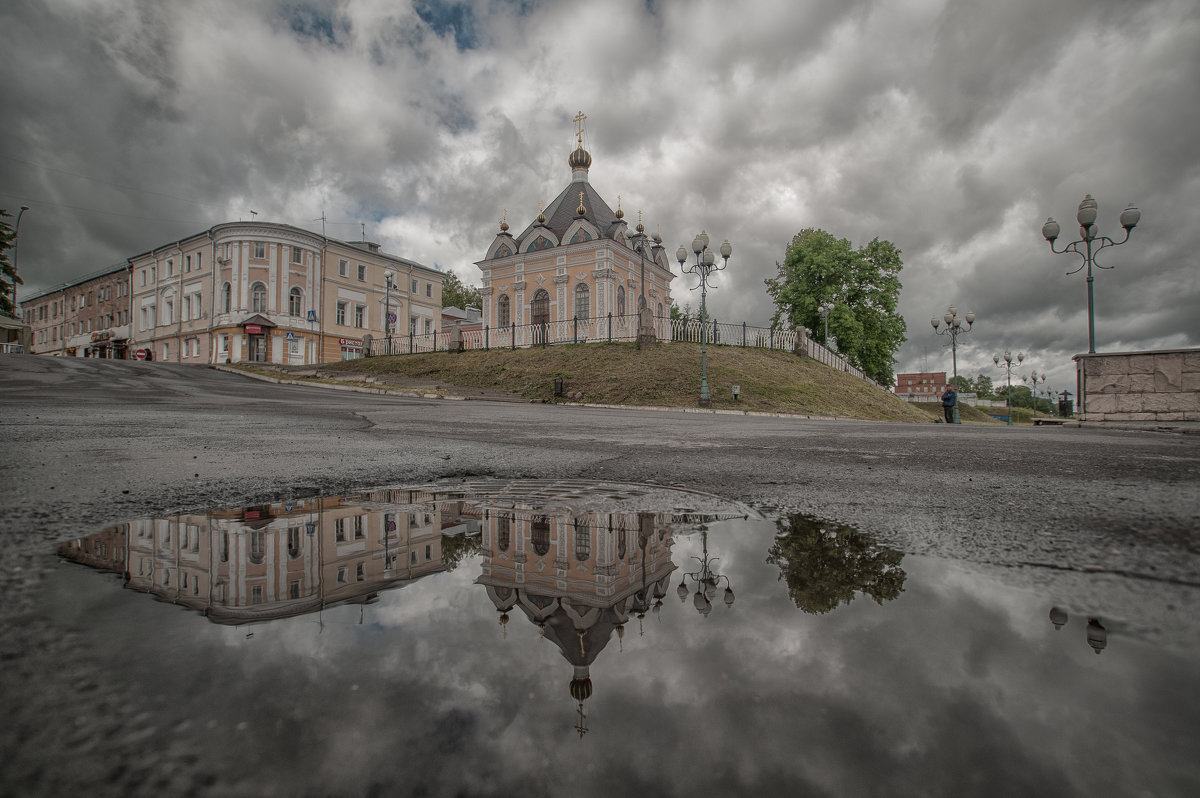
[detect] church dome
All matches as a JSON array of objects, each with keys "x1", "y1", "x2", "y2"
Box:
[{"x1": 568, "y1": 145, "x2": 592, "y2": 170}]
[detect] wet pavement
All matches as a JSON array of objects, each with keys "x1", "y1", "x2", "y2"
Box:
[{"x1": 2, "y1": 357, "x2": 1199, "y2": 796}]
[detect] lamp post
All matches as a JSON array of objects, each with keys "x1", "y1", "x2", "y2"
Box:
[
  {"x1": 1041, "y1": 194, "x2": 1141, "y2": 354},
  {"x1": 383, "y1": 269, "x2": 394, "y2": 355},
  {"x1": 676, "y1": 231, "x2": 732, "y2": 407},
  {"x1": 1024, "y1": 371, "x2": 1045, "y2": 417},
  {"x1": 675, "y1": 528, "x2": 734, "y2": 617},
  {"x1": 819, "y1": 302, "x2": 835, "y2": 350},
  {"x1": 930, "y1": 305, "x2": 975, "y2": 424},
  {"x1": 10, "y1": 205, "x2": 29, "y2": 316},
  {"x1": 993, "y1": 349, "x2": 1024, "y2": 426}
]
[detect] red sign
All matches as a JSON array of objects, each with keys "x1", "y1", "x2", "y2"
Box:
[
  {"x1": 245, "y1": 324, "x2": 262, "y2": 334},
  {"x1": 134, "y1": 349, "x2": 147, "y2": 360}
]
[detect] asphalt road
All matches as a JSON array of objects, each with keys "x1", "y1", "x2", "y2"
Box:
[{"x1": 2, "y1": 355, "x2": 1199, "y2": 794}]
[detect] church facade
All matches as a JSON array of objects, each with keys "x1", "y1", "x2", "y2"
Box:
[{"x1": 475, "y1": 115, "x2": 674, "y2": 341}]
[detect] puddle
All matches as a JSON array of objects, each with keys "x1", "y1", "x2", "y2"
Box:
[{"x1": 39, "y1": 480, "x2": 1200, "y2": 796}]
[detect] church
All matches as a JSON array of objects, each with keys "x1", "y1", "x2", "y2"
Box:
[{"x1": 475, "y1": 113, "x2": 675, "y2": 340}]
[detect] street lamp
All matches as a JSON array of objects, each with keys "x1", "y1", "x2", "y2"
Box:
[
  {"x1": 383, "y1": 269, "x2": 394, "y2": 355},
  {"x1": 676, "y1": 231, "x2": 732, "y2": 407},
  {"x1": 993, "y1": 349, "x2": 1024, "y2": 426},
  {"x1": 930, "y1": 305, "x2": 976, "y2": 424},
  {"x1": 1024, "y1": 371, "x2": 1045, "y2": 417},
  {"x1": 10, "y1": 205, "x2": 29, "y2": 315},
  {"x1": 819, "y1": 302, "x2": 835, "y2": 350},
  {"x1": 1041, "y1": 194, "x2": 1141, "y2": 354},
  {"x1": 675, "y1": 528, "x2": 734, "y2": 617}
]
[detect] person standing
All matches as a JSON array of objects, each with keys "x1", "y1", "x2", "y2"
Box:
[{"x1": 941, "y1": 385, "x2": 957, "y2": 424}]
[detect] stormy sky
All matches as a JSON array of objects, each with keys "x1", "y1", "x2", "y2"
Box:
[{"x1": 3, "y1": 0, "x2": 1197, "y2": 389}]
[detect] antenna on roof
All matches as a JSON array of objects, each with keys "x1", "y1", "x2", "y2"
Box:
[
  {"x1": 361, "y1": 222, "x2": 366, "y2": 242},
  {"x1": 312, "y1": 211, "x2": 326, "y2": 238}
]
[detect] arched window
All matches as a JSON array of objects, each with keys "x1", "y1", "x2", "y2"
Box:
[
  {"x1": 251, "y1": 282, "x2": 267, "y2": 313},
  {"x1": 221, "y1": 282, "x2": 232, "y2": 313},
  {"x1": 616, "y1": 285, "x2": 626, "y2": 316},
  {"x1": 573, "y1": 283, "x2": 590, "y2": 320},
  {"x1": 249, "y1": 531, "x2": 265, "y2": 565},
  {"x1": 289, "y1": 287, "x2": 303, "y2": 317},
  {"x1": 531, "y1": 517, "x2": 550, "y2": 556},
  {"x1": 531, "y1": 289, "x2": 550, "y2": 326},
  {"x1": 617, "y1": 528, "x2": 627, "y2": 560},
  {"x1": 497, "y1": 514, "x2": 511, "y2": 552},
  {"x1": 657, "y1": 302, "x2": 664, "y2": 318},
  {"x1": 573, "y1": 519, "x2": 591, "y2": 563},
  {"x1": 497, "y1": 295, "x2": 511, "y2": 327}
]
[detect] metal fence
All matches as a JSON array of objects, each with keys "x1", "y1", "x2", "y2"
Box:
[{"x1": 364, "y1": 312, "x2": 876, "y2": 387}]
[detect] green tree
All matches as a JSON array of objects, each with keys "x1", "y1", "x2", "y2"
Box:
[
  {"x1": 440, "y1": 531, "x2": 482, "y2": 572},
  {"x1": 765, "y1": 514, "x2": 906, "y2": 615},
  {"x1": 765, "y1": 229, "x2": 907, "y2": 385},
  {"x1": 442, "y1": 269, "x2": 482, "y2": 310},
  {"x1": 0, "y1": 210, "x2": 23, "y2": 318},
  {"x1": 951, "y1": 375, "x2": 972, "y2": 392},
  {"x1": 971, "y1": 373, "x2": 994, "y2": 398}
]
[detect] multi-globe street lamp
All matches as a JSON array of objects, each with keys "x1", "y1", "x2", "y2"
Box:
[
  {"x1": 1041, "y1": 194, "x2": 1141, "y2": 354},
  {"x1": 818, "y1": 302, "x2": 835, "y2": 350},
  {"x1": 993, "y1": 349, "x2": 1024, "y2": 426},
  {"x1": 10, "y1": 205, "x2": 29, "y2": 315},
  {"x1": 676, "y1": 231, "x2": 732, "y2": 407},
  {"x1": 930, "y1": 305, "x2": 975, "y2": 424},
  {"x1": 383, "y1": 269, "x2": 395, "y2": 355},
  {"x1": 1024, "y1": 371, "x2": 1045, "y2": 417}
]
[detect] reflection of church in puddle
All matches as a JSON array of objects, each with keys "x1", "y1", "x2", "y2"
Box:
[
  {"x1": 57, "y1": 489, "x2": 458, "y2": 623},
  {"x1": 478, "y1": 507, "x2": 677, "y2": 737},
  {"x1": 1049, "y1": 606, "x2": 1109, "y2": 654}
]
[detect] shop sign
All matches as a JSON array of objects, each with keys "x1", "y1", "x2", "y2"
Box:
[
  {"x1": 245, "y1": 324, "x2": 262, "y2": 335},
  {"x1": 338, "y1": 338, "x2": 362, "y2": 349}
]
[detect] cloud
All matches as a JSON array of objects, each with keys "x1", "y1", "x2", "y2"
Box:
[{"x1": 2, "y1": 0, "x2": 1197, "y2": 389}]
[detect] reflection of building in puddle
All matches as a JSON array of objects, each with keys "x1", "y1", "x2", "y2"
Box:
[
  {"x1": 1049, "y1": 606, "x2": 1109, "y2": 654},
  {"x1": 453, "y1": 479, "x2": 753, "y2": 737},
  {"x1": 57, "y1": 489, "x2": 459, "y2": 624}
]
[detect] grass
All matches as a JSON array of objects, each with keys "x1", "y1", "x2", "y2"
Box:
[{"x1": 300, "y1": 342, "x2": 934, "y2": 422}]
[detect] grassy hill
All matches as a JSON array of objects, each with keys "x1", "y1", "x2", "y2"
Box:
[{"x1": 290, "y1": 342, "x2": 935, "y2": 422}]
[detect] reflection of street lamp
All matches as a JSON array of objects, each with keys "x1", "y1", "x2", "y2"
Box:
[
  {"x1": 676, "y1": 232, "x2": 732, "y2": 407},
  {"x1": 930, "y1": 305, "x2": 975, "y2": 424},
  {"x1": 1024, "y1": 371, "x2": 1045, "y2": 417},
  {"x1": 676, "y1": 529, "x2": 734, "y2": 616},
  {"x1": 383, "y1": 269, "x2": 394, "y2": 355},
  {"x1": 1042, "y1": 195, "x2": 1141, "y2": 354},
  {"x1": 993, "y1": 349, "x2": 1024, "y2": 426},
  {"x1": 819, "y1": 302, "x2": 835, "y2": 350}
]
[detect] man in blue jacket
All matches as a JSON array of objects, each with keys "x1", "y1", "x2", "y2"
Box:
[{"x1": 941, "y1": 386, "x2": 957, "y2": 424}]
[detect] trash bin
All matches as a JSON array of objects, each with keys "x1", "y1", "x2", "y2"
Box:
[{"x1": 1058, "y1": 399, "x2": 1074, "y2": 416}]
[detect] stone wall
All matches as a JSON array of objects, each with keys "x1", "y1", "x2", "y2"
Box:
[{"x1": 1074, "y1": 348, "x2": 1200, "y2": 422}]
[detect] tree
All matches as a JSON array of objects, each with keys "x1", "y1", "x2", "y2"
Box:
[
  {"x1": 765, "y1": 228, "x2": 907, "y2": 385},
  {"x1": 442, "y1": 269, "x2": 482, "y2": 310},
  {"x1": 951, "y1": 375, "x2": 972, "y2": 392},
  {"x1": 971, "y1": 373, "x2": 994, "y2": 398},
  {"x1": 440, "y1": 531, "x2": 482, "y2": 572},
  {"x1": 0, "y1": 210, "x2": 23, "y2": 318},
  {"x1": 765, "y1": 514, "x2": 906, "y2": 615}
]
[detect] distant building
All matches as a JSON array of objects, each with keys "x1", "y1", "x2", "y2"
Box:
[
  {"x1": 24, "y1": 263, "x2": 132, "y2": 358},
  {"x1": 475, "y1": 112, "x2": 675, "y2": 339},
  {"x1": 894, "y1": 371, "x2": 949, "y2": 399}
]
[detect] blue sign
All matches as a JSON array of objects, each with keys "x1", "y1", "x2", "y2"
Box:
[
  {"x1": 306, "y1": 310, "x2": 316, "y2": 322},
  {"x1": 388, "y1": 313, "x2": 397, "y2": 324},
  {"x1": 285, "y1": 331, "x2": 296, "y2": 341}
]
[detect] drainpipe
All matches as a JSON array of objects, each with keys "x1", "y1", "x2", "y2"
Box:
[
  {"x1": 208, "y1": 229, "x2": 216, "y2": 364},
  {"x1": 318, "y1": 234, "x2": 326, "y2": 365},
  {"x1": 176, "y1": 244, "x2": 185, "y2": 361}
]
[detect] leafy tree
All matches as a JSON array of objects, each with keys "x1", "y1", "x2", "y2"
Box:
[
  {"x1": 0, "y1": 210, "x2": 23, "y2": 318},
  {"x1": 950, "y1": 375, "x2": 972, "y2": 392},
  {"x1": 971, "y1": 373, "x2": 994, "y2": 398},
  {"x1": 765, "y1": 514, "x2": 906, "y2": 615},
  {"x1": 442, "y1": 269, "x2": 482, "y2": 310},
  {"x1": 440, "y1": 531, "x2": 482, "y2": 572},
  {"x1": 765, "y1": 228, "x2": 907, "y2": 385}
]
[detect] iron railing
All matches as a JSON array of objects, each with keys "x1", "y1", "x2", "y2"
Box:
[{"x1": 364, "y1": 313, "x2": 877, "y2": 387}]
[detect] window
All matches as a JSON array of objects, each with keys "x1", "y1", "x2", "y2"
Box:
[
  {"x1": 166, "y1": 259, "x2": 173, "y2": 277},
  {"x1": 424, "y1": 318, "x2": 432, "y2": 335},
  {"x1": 337, "y1": 567, "x2": 348, "y2": 583},
  {"x1": 425, "y1": 544, "x2": 432, "y2": 561},
  {"x1": 531, "y1": 517, "x2": 550, "y2": 556},
  {"x1": 336, "y1": 302, "x2": 346, "y2": 325},
  {"x1": 289, "y1": 580, "x2": 301, "y2": 599},
  {"x1": 356, "y1": 563, "x2": 365, "y2": 581},
  {"x1": 151, "y1": 266, "x2": 156, "y2": 283},
  {"x1": 254, "y1": 241, "x2": 266, "y2": 259},
  {"x1": 182, "y1": 295, "x2": 191, "y2": 321},
  {"x1": 354, "y1": 304, "x2": 364, "y2": 328},
  {"x1": 574, "y1": 520, "x2": 591, "y2": 563},
  {"x1": 531, "y1": 289, "x2": 549, "y2": 326},
  {"x1": 339, "y1": 259, "x2": 347, "y2": 276},
  {"x1": 289, "y1": 287, "x2": 302, "y2": 317},
  {"x1": 411, "y1": 278, "x2": 418, "y2": 293},
  {"x1": 353, "y1": 515, "x2": 364, "y2": 539},
  {"x1": 141, "y1": 270, "x2": 147, "y2": 286},
  {"x1": 251, "y1": 282, "x2": 267, "y2": 313},
  {"x1": 574, "y1": 283, "x2": 590, "y2": 320},
  {"x1": 185, "y1": 255, "x2": 191, "y2": 273},
  {"x1": 335, "y1": 518, "x2": 346, "y2": 542},
  {"x1": 221, "y1": 283, "x2": 232, "y2": 313},
  {"x1": 291, "y1": 246, "x2": 302, "y2": 264},
  {"x1": 161, "y1": 343, "x2": 169, "y2": 360},
  {"x1": 164, "y1": 300, "x2": 173, "y2": 325},
  {"x1": 287, "y1": 527, "x2": 301, "y2": 559},
  {"x1": 425, "y1": 282, "x2": 431, "y2": 298},
  {"x1": 497, "y1": 295, "x2": 510, "y2": 327},
  {"x1": 497, "y1": 514, "x2": 510, "y2": 551},
  {"x1": 222, "y1": 335, "x2": 230, "y2": 353},
  {"x1": 357, "y1": 264, "x2": 366, "y2": 281},
  {"x1": 617, "y1": 285, "x2": 626, "y2": 316}
]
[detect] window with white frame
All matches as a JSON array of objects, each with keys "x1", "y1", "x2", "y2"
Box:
[
  {"x1": 182, "y1": 295, "x2": 191, "y2": 321},
  {"x1": 289, "y1": 287, "x2": 302, "y2": 317},
  {"x1": 336, "y1": 301, "x2": 347, "y2": 325},
  {"x1": 339, "y1": 259, "x2": 347, "y2": 276},
  {"x1": 357, "y1": 264, "x2": 366, "y2": 281},
  {"x1": 221, "y1": 282, "x2": 232, "y2": 313},
  {"x1": 574, "y1": 283, "x2": 590, "y2": 320},
  {"x1": 411, "y1": 278, "x2": 418, "y2": 292},
  {"x1": 251, "y1": 282, "x2": 267, "y2": 313},
  {"x1": 254, "y1": 241, "x2": 266, "y2": 259},
  {"x1": 354, "y1": 304, "x2": 365, "y2": 328},
  {"x1": 425, "y1": 282, "x2": 431, "y2": 297},
  {"x1": 424, "y1": 318, "x2": 432, "y2": 335},
  {"x1": 291, "y1": 246, "x2": 302, "y2": 264}
]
